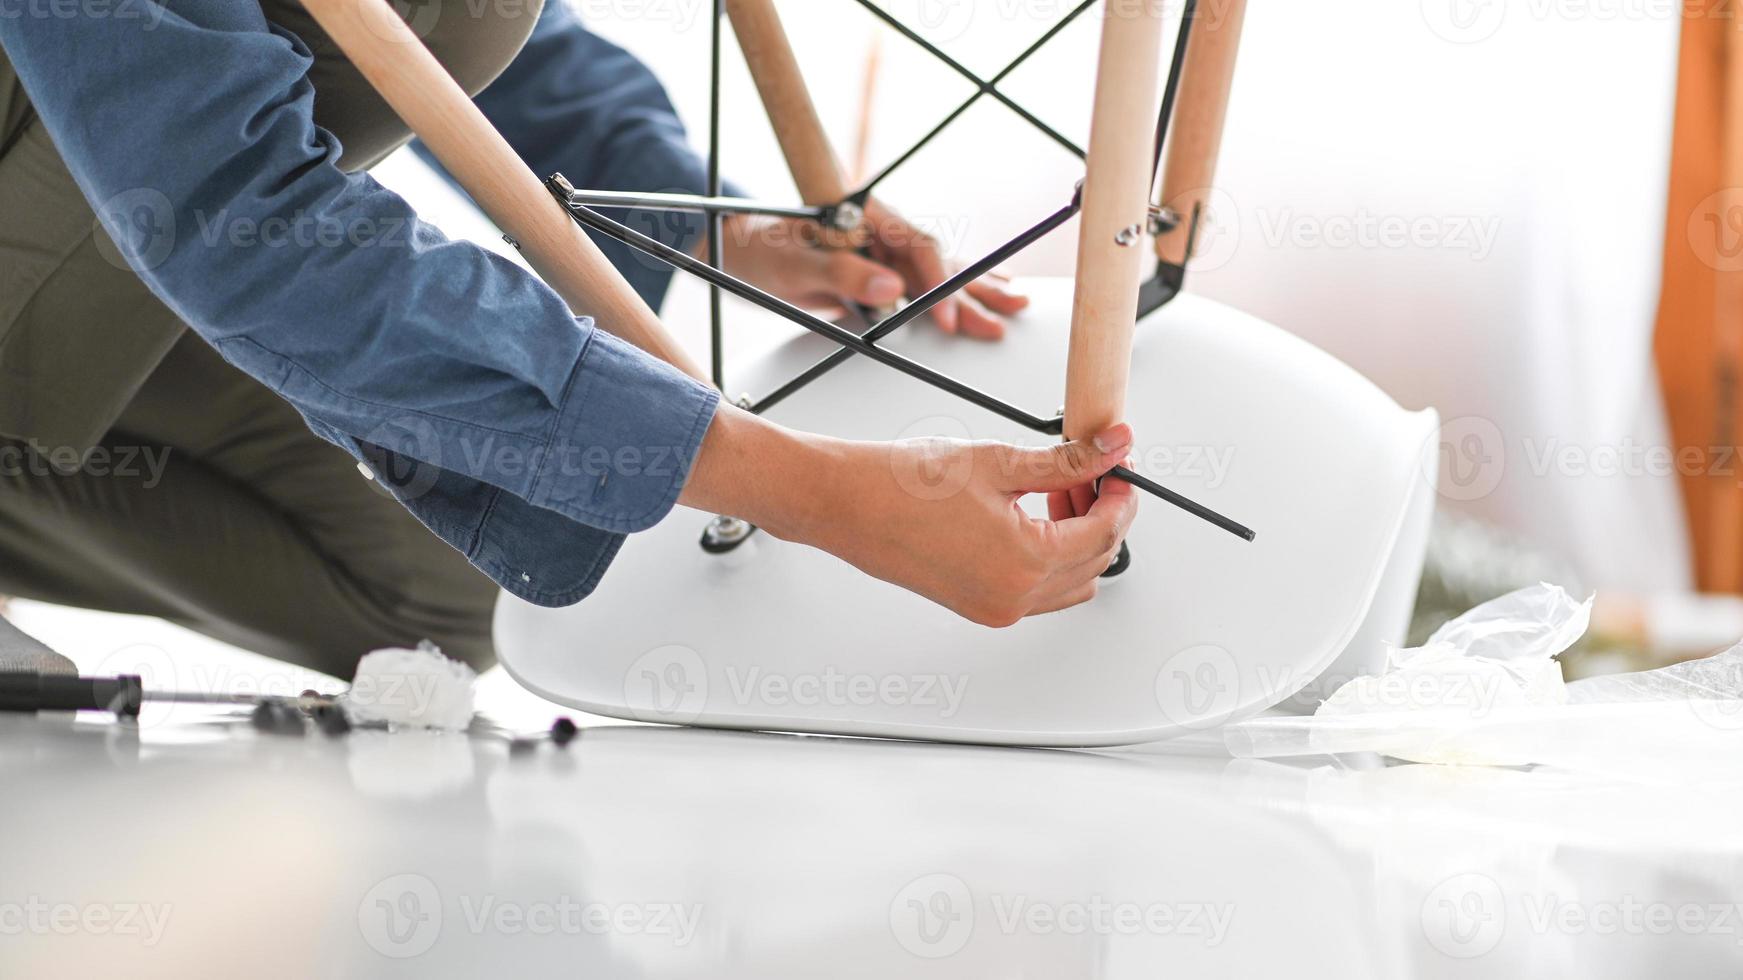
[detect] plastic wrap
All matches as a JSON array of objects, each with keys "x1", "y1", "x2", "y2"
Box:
[{"x1": 1225, "y1": 584, "x2": 1743, "y2": 773}]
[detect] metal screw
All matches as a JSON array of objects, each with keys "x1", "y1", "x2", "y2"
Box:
[
  {"x1": 829, "y1": 201, "x2": 864, "y2": 232},
  {"x1": 702, "y1": 515, "x2": 755, "y2": 550}
]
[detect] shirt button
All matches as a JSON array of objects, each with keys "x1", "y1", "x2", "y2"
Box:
[{"x1": 357, "y1": 462, "x2": 376, "y2": 481}]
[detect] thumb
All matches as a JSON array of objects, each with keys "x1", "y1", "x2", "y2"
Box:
[
  {"x1": 822, "y1": 251, "x2": 906, "y2": 306},
  {"x1": 1001, "y1": 424, "x2": 1134, "y2": 493}
]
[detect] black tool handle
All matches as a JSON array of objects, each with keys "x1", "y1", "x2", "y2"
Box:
[{"x1": 0, "y1": 671, "x2": 144, "y2": 717}]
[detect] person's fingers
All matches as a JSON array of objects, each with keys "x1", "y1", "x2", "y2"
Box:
[
  {"x1": 1047, "y1": 489, "x2": 1073, "y2": 522},
  {"x1": 953, "y1": 298, "x2": 1007, "y2": 340},
  {"x1": 997, "y1": 424, "x2": 1134, "y2": 494},
  {"x1": 1068, "y1": 481, "x2": 1095, "y2": 521},
  {"x1": 823, "y1": 251, "x2": 906, "y2": 307},
  {"x1": 907, "y1": 259, "x2": 960, "y2": 334},
  {"x1": 1043, "y1": 471, "x2": 1140, "y2": 568},
  {"x1": 966, "y1": 276, "x2": 1030, "y2": 316},
  {"x1": 931, "y1": 296, "x2": 961, "y2": 334},
  {"x1": 877, "y1": 212, "x2": 959, "y2": 333}
]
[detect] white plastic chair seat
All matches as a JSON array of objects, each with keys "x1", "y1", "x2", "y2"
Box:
[{"x1": 495, "y1": 280, "x2": 1438, "y2": 745}]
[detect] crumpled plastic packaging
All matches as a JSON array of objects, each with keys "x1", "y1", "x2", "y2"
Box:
[
  {"x1": 1225, "y1": 583, "x2": 1743, "y2": 772},
  {"x1": 1317, "y1": 583, "x2": 1590, "y2": 720},
  {"x1": 343, "y1": 640, "x2": 477, "y2": 731}
]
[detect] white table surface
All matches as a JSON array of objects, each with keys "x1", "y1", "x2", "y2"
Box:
[{"x1": 4, "y1": 701, "x2": 1739, "y2": 979}]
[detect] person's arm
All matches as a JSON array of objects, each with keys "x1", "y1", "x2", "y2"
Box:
[
  {"x1": 0, "y1": 0, "x2": 1133, "y2": 622},
  {"x1": 1, "y1": 0, "x2": 714, "y2": 545}
]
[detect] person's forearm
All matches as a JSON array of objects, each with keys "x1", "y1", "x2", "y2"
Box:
[
  {"x1": 680, "y1": 405, "x2": 1141, "y2": 627},
  {"x1": 679, "y1": 405, "x2": 837, "y2": 544}
]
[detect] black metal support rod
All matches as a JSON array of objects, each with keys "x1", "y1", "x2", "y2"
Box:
[
  {"x1": 1108, "y1": 464, "x2": 1255, "y2": 541},
  {"x1": 564, "y1": 189, "x2": 821, "y2": 221},
  {"x1": 707, "y1": 0, "x2": 726, "y2": 391},
  {"x1": 554, "y1": 185, "x2": 1253, "y2": 540},
  {"x1": 854, "y1": 0, "x2": 1099, "y2": 197},
  {"x1": 1151, "y1": 0, "x2": 1199, "y2": 181},
  {"x1": 751, "y1": 196, "x2": 1081, "y2": 415},
  {"x1": 560, "y1": 194, "x2": 1059, "y2": 432},
  {"x1": 845, "y1": 0, "x2": 1084, "y2": 160}
]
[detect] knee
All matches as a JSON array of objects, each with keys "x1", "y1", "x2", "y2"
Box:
[{"x1": 419, "y1": 0, "x2": 546, "y2": 98}]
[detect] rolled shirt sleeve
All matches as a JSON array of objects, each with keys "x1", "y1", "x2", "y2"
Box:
[{"x1": 0, "y1": 0, "x2": 720, "y2": 605}]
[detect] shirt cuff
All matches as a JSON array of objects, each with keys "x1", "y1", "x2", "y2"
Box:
[{"x1": 528, "y1": 325, "x2": 720, "y2": 532}]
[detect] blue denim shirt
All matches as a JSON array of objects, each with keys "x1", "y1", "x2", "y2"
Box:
[{"x1": 0, "y1": 1, "x2": 723, "y2": 607}]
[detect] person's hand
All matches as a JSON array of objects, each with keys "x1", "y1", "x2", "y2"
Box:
[
  {"x1": 681, "y1": 408, "x2": 1138, "y2": 626},
  {"x1": 705, "y1": 199, "x2": 1029, "y2": 339}
]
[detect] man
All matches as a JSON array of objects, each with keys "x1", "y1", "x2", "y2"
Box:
[{"x1": 0, "y1": 0, "x2": 1136, "y2": 679}]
